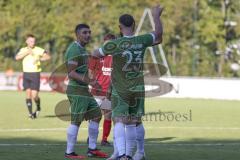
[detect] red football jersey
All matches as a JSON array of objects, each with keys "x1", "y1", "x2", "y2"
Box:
[{"x1": 88, "y1": 55, "x2": 112, "y2": 96}]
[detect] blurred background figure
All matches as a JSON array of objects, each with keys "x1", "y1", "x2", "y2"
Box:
[
  {"x1": 5, "y1": 68, "x2": 14, "y2": 86},
  {"x1": 15, "y1": 34, "x2": 51, "y2": 119}
]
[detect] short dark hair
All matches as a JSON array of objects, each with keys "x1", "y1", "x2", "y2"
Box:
[
  {"x1": 104, "y1": 33, "x2": 116, "y2": 41},
  {"x1": 119, "y1": 14, "x2": 135, "y2": 27},
  {"x1": 26, "y1": 34, "x2": 35, "y2": 39},
  {"x1": 75, "y1": 24, "x2": 90, "y2": 34}
]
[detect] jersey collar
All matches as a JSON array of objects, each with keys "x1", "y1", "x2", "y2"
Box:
[
  {"x1": 123, "y1": 35, "x2": 134, "y2": 38},
  {"x1": 75, "y1": 41, "x2": 83, "y2": 48}
]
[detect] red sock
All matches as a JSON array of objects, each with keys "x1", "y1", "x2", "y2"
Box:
[{"x1": 102, "y1": 119, "x2": 112, "y2": 141}]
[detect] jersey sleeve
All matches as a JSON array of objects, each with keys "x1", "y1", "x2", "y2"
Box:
[
  {"x1": 140, "y1": 33, "x2": 155, "y2": 47},
  {"x1": 65, "y1": 46, "x2": 79, "y2": 66},
  {"x1": 99, "y1": 40, "x2": 120, "y2": 56}
]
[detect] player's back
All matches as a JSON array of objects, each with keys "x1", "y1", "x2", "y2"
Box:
[{"x1": 103, "y1": 33, "x2": 154, "y2": 93}]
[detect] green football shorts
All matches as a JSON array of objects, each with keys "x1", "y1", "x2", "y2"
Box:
[
  {"x1": 111, "y1": 86, "x2": 145, "y2": 118},
  {"x1": 66, "y1": 85, "x2": 101, "y2": 124}
]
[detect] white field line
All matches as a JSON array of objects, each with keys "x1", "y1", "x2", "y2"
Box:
[
  {"x1": 1, "y1": 126, "x2": 240, "y2": 132},
  {"x1": 148, "y1": 126, "x2": 240, "y2": 130},
  {"x1": 0, "y1": 128, "x2": 67, "y2": 132},
  {"x1": 0, "y1": 143, "x2": 240, "y2": 147}
]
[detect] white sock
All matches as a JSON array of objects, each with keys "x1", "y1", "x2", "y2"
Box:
[
  {"x1": 112, "y1": 135, "x2": 119, "y2": 156},
  {"x1": 126, "y1": 124, "x2": 136, "y2": 157},
  {"x1": 66, "y1": 124, "x2": 79, "y2": 154},
  {"x1": 114, "y1": 122, "x2": 126, "y2": 156},
  {"x1": 136, "y1": 124, "x2": 145, "y2": 154},
  {"x1": 88, "y1": 120, "x2": 99, "y2": 149}
]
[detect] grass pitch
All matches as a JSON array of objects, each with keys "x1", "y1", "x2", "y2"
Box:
[{"x1": 0, "y1": 91, "x2": 240, "y2": 160}]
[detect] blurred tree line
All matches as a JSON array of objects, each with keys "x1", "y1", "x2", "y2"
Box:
[{"x1": 0, "y1": 0, "x2": 240, "y2": 77}]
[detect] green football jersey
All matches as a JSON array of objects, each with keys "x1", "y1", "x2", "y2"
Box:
[
  {"x1": 99, "y1": 33, "x2": 155, "y2": 94},
  {"x1": 65, "y1": 41, "x2": 89, "y2": 87}
]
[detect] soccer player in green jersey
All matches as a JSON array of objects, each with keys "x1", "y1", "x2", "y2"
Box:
[
  {"x1": 92, "y1": 5, "x2": 164, "y2": 160},
  {"x1": 64, "y1": 24, "x2": 107, "y2": 159}
]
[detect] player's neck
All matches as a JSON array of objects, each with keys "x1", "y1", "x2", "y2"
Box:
[
  {"x1": 76, "y1": 40, "x2": 85, "y2": 48},
  {"x1": 27, "y1": 46, "x2": 35, "y2": 49},
  {"x1": 122, "y1": 29, "x2": 134, "y2": 37}
]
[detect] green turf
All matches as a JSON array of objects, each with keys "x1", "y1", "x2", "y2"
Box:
[{"x1": 0, "y1": 91, "x2": 240, "y2": 160}]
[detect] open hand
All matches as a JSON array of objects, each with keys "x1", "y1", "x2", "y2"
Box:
[{"x1": 152, "y1": 5, "x2": 164, "y2": 18}]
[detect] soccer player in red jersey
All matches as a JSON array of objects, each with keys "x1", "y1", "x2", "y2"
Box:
[{"x1": 88, "y1": 34, "x2": 115, "y2": 146}]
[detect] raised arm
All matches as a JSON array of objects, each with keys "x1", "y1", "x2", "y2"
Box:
[{"x1": 151, "y1": 5, "x2": 164, "y2": 45}]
